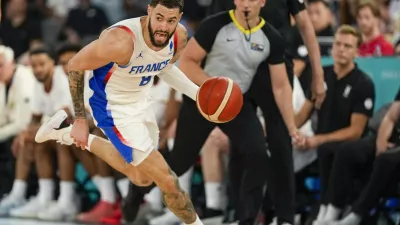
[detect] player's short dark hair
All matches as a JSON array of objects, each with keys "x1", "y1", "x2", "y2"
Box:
[
  {"x1": 150, "y1": 0, "x2": 184, "y2": 12},
  {"x1": 29, "y1": 47, "x2": 55, "y2": 60},
  {"x1": 56, "y1": 44, "x2": 81, "y2": 58},
  {"x1": 307, "y1": 0, "x2": 330, "y2": 8},
  {"x1": 356, "y1": 0, "x2": 380, "y2": 18}
]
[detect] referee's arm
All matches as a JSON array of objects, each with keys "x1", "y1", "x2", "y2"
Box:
[
  {"x1": 289, "y1": 0, "x2": 325, "y2": 102},
  {"x1": 265, "y1": 25, "x2": 298, "y2": 134},
  {"x1": 178, "y1": 16, "x2": 220, "y2": 86}
]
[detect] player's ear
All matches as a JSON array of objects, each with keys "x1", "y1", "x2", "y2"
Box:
[
  {"x1": 260, "y1": 0, "x2": 266, "y2": 7},
  {"x1": 179, "y1": 12, "x2": 183, "y2": 20}
]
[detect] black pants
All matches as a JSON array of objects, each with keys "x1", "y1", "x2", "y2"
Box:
[
  {"x1": 245, "y1": 57, "x2": 295, "y2": 225},
  {"x1": 0, "y1": 138, "x2": 15, "y2": 196},
  {"x1": 131, "y1": 95, "x2": 268, "y2": 224},
  {"x1": 325, "y1": 135, "x2": 400, "y2": 216}
]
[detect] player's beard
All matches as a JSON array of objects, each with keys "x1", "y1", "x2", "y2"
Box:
[{"x1": 148, "y1": 19, "x2": 176, "y2": 48}]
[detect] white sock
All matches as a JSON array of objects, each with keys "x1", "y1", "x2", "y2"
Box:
[
  {"x1": 205, "y1": 182, "x2": 223, "y2": 210},
  {"x1": 58, "y1": 181, "x2": 75, "y2": 206},
  {"x1": 38, "y1": 179, "x2": 54, "y2": 203},
  {"x1": 117, "y1": 178, "x2": 130, "y2": 198},
  {"x1": 340, "y1": 212, "x2": 361, "y2": 225},
  {"x1": 185, "y1": 215, "x2": 203, "y2": 225},
  {"x1": 100, "y1": 177, "x2": 117, "y2": 203},
  {"x1": 323, "y1": 204, "x2": 340, "y2": 221},
  {"x1": 144, "y1": 187, "x2": 163, "y2": 211},
  {"x1": 9, "y1": 180, "x2": 27, "y2": 199},
  {"x1": 92, "y1": 175, "x2": 101, "y2": 188},
  {"x1": 316, "y1": 204, "x2": 327, "y2": 220},
  {"x1": 86, "y1": 134, "x2": 96, "y2": 151}
]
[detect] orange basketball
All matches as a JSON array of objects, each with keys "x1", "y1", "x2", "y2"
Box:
[{"x1": 196, "y1": 77, "x2": 243, "y2": 123}]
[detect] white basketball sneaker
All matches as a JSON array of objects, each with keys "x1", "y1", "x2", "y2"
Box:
[{"x1": 35, "y1": 110, "x2": 73, "y2": 145}]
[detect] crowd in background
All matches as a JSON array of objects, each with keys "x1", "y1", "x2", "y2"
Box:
[{"x1": 0, "y1": 0, "x2": 399, "y2": 225}]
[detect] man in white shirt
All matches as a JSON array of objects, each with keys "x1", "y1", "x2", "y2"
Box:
[
  {"x1": 0, "y1": 48, "x2": 80, "y2": 220},
  {"x1": 0, "y1": 45, "x2": 35, "y2": 199}
]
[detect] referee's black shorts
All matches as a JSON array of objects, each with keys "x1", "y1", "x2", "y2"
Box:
[
  {"x1": 244, "y1": 57, "x2": 296, "y2": 224},
  {"x1": 167, "y1": 94, "x2": 268, "y2": 223}
]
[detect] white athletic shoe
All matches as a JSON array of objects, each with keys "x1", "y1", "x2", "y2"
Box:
[
  {"x1": 9, "y1": 197, "x2": 51, "y2": 218},
  {"x1": 149, "y1": 210, "x2": 180, "y2": 225},
  {"x1": 35, "y1": 110, "x2": 73, "y2": 145},
  {"x1": 37, "y1": 201, "x2": 79, "y2": 221},
  {"x1": 0, "y1": 195, "x2": 26, "y2": 216}
]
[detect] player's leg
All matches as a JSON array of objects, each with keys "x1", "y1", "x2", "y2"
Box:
[
  {"x1": 37, "y1": 144, "x2": 79, "y2": 221},
  {"x1": 0, "y1": 141, "x2": 34, "y2": 215},
  {"x1": 122, "y1": 96, "x2": 215, "y2": 222},
  {"x1": 10, "y1": 142, "x2": 55, "y2": 218},
  {"x1": 201, "y1": 127, "x2": 229, "y2": 215}
]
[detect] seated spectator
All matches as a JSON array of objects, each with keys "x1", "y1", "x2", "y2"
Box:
[
  {"x1": 356, "y1": 0, "x2": 395, "y2": 56},
  {"x1": 323, "y1": 87, "x2": 400, "y2": 225},
  {"x1": 0, "y1": 46, "x2": 35, "y2": 199},
  {"x1": 59, "y1": 0, "x2": 109, "y2": 45},
  {"x1": 0, "y1": 0, "x2": 42, "y2": 60},
  {"x1": 294, "y1": 25, "x2": 376, "y2": 224},
  {"x1": 289, "y1": 0, "x2": 335, "y2": 94},
  {"x1": 2, "y1": 48, "x2": 79, "y2": 220}
]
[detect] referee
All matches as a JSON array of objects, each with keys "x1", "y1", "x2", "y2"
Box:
[
  {"x1": 207, "y1": 0, "x2": 326, "y2": 224},
  {"x1": 122, "y1": 1, "x2": 305, "y2": 225}
]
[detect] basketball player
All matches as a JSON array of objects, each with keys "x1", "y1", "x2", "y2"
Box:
[{"x1": 34, "y1": 1, "x2": 204, "y2": 224}]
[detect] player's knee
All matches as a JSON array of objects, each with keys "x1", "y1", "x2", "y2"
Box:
[{"x1": 159, "y1": 173, "x2": 180, "y2": 194}]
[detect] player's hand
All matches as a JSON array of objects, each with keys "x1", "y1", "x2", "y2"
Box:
[
  {"x1": 70, "y1": 118, "x2": 89, "y2": 150},
  {"x1": 312, "y1": 69, "x2": 326, "y2": 109},
  {"x1": 291, "y1": 130, "x2": 306, "y2": 148}
]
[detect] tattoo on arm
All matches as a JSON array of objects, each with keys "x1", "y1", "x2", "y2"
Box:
[
  {"x1": 68, "y1": 71, "x2": 86, "y2": 119},
  {"x1": 161, "y1": 168, "x2": 197, "y2": 224}
]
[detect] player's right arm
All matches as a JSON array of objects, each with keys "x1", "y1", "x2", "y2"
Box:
[
  {"x1": 68, "y1": 28, "x2": 134, "y2": 118},
  {"x1": 68, "y1": 28, "x2": 133, "y2": 149}
]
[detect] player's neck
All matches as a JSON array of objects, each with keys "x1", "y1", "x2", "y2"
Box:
[
  {"x1": 234, "y1": 10, "x2": 261, "y2": 31},
  {"x1": 334, "y1": 62, "x2": 355, "y2": 80}
]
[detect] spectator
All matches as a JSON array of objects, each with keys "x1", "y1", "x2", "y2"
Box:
[
  {"x1": 60, "y1": 0, "x2": 109, "y2": 45},
  {"x1": 0, "y1": 46, "x2": 35, "y2": 198},
  {"x1": 357, "y1": 0, "x2": 395, "y2": 56},
  {"x1": 297, "y1": 25, "x2": 376, "y2": 224},
  {"x1": 6, "y1": 48, "x2": 78, "y2": 220},
  {"x1": 321, "y1": 87, "x2": 400, "y2": 225},
  {"x1": 0, "y1": 0, "x2": 42, "y2": 59},
  {"x1": 289, "y1": 0, "x2": 335, "y2": 93}
]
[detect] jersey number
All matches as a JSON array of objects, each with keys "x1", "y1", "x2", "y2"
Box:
[{"x1": 139, "y1": 76, "x2": 152, "y2": 86}]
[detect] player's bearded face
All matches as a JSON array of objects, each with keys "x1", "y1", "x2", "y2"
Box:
[{"x1": 148, "y1": 18, "x2": 176, "y2": 48}]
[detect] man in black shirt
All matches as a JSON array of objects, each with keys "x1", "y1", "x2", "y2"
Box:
[
  {"x1": 207, "y1": 0, "x2": 326, "y2": 108},
  {"x1": 288, "y1": 0, "x2": 335, "y2": 92},
  {"x1": 295, "y1": 25, "x2": 376, "y2": 224},
  {"x1": 0, "y1": 0, "x2": 42, "y2": 59},
  {"x1": 312, "y1": 87, "x2": 400, "y2": 225}
]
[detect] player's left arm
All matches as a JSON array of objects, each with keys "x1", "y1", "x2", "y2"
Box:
[{"x1": 157, "y1": 24, "x2": 199, "y2": 101}]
